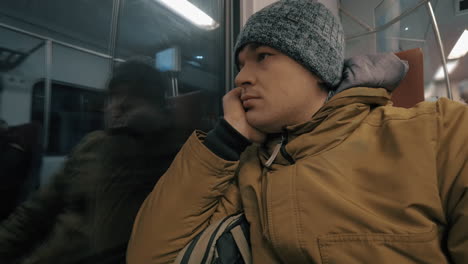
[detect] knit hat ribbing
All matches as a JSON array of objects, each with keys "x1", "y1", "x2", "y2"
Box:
[{"x1": 234, "y1": 0, "x2": 345, "y2": 88}]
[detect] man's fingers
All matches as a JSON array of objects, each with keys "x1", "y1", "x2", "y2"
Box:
[
  {"x1": 223, "y1": 87, "x2": 242, "y2": 104},
  {"x1": 222, "y1": 87, "x2": 266, "y2": 143},
  {"x1": 223, "y1": 87, "x2": 245, "y2": 116}
]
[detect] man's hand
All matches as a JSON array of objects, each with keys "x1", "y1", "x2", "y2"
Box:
[{"x1": 223, "y1": 87, "x2": 266, "y2": 144}]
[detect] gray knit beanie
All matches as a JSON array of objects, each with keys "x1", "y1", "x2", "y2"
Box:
[{"x1": 235, "y1": 0, "x2": 345, "y2": 88}]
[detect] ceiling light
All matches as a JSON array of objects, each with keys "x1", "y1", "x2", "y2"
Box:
[
  {"x1": 448, "y1": 29, "x2": 468, "y2": 60},
  {"x1": 156, "y1": 0, "x2": 219, "y2": 30},
  {"x1": 404, "y1": 27, "x2": 409, "y2": 31},
  {"x1": 434, "y1": 60, "x2": 459, "y2": 80}
]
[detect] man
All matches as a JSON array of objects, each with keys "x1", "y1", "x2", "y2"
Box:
[
  {"x1": 0, "y1": 60, "x2": 179, "y2": 264},
  {"x1": 127, "y1": 1, "x2": 468, "y2": 263}
]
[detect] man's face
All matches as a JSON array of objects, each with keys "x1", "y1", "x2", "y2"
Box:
[
  {"x1": 105, "y1": 89, "x2": 167, "y2": 132},
  {"x1": 235, "y1": 44, "x2": 328, "y2": 133}
]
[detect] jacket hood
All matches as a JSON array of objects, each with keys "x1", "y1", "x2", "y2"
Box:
[
  {"x1": 288, "y1": 87, "x2": 391, "y2": 134},
  {"x1": 334, "y1": 53, "x2": 409, "y2": 93},
  {"x1": 286, "y1": 52, "x2": 409, "y2": 136},
  {"x1": 259, "y1": 87, "x2": 392, "y2": 165}
]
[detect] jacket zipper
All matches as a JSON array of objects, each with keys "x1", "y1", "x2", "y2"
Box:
[
  {"x1": 280, "y1": 130, "x2": 295, "y2": 164},
  {"x1": 263, "y1": 131, "x2": 295, "y2": 251},
  {"x1": 264, "y1": 131, "x2": 295, "y2": 168}
]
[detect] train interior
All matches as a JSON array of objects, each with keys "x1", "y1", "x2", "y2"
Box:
[{"x1": 0, "y1": 0, "x2": 467, "y2": 262}]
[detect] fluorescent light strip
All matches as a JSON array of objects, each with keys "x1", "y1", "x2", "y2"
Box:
[
  {"x1": 448, "y1": 29, "x2": 468, "y2": 60},
  {"x1": 434, "y1": 60, "x2": 459, "y2": 80},
  {"x1": 157, "y1": 0, "x2": 219, "y2": 30}
]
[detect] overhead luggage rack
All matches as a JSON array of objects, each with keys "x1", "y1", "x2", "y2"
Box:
[{"x1": 0, "y1": 42, "x2": 43, "y2": 72}]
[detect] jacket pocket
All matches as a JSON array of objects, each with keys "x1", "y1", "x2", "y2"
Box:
[{"x1": 317, "y1": 226, "x2": 448, "y2": 264}]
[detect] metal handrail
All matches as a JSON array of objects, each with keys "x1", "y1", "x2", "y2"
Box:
[
  {"x1": 0, "y1": 22, "x2": 124, "y2": 61},
  {"x1": 426, "y1": 1, "x2": 452, "y2": 99}
]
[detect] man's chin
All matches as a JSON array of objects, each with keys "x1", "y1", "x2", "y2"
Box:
[
  {"x1": 246, "y1": 115, "x2": 281, "y2": 135},
  {"x1": 106, "y1": 118, "x2": 128, "y2": 130}
]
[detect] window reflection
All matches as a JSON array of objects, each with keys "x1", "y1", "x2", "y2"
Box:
[
  {"x1": 31, "y1": 80, "x2": 105, "y2": 155},
  {"x1": 0, "y1": 0, "x2": 232, "y2": 263},
  {"x1": 116, "y1": 0, "x2": 225, "y2": 132}
]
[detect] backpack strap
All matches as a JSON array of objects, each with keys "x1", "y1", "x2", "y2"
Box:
[
  {"x1": 175, "y1": 218, "x2": 225, "y2": 264},
  {"x1": 174, "y1": 213, "x2": 250, "y2": 264},
  {"x1": 230, "y1": 225, "x2": 251, "y2": 264}
]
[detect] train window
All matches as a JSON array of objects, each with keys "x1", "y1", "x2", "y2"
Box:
[
  {"x1": 0, "y1": 0, "x2": 233, "y2": 162},
  {"x1": 31, "y1": 80, "x2": 105, "y2": 155},
  {"x1": 114, "y1": 0, "x2": 227, "y2": 131},
  {"x1": 0, "y1": 0, "x2": 234, "y2": 262},
  {"x1": 0, "y1": 28, "x2": 46, "y2": 125},
  {"x1": 0, "y1": 0, "x2": 114, "y2": 55}
]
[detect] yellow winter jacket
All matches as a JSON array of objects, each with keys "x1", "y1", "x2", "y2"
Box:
[{"x1": 127, "y1": 87, "x2": 468, "y2": 263}]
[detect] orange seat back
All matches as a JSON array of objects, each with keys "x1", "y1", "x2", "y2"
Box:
[{"x1": 393, "y1": 48, "x2": 425, "y2": 108}]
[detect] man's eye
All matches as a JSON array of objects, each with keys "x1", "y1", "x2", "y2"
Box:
[{"x1": 258, "y1": 53, "x2": 271, "y2": 61}]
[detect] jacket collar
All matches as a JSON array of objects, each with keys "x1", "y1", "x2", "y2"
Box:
[{"x1": 259, "y1": 87, "x2": 391, "y2": 166}]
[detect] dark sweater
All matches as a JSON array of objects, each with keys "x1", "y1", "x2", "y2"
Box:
[{"x1": 203, "y1": 118, "x2": 251, "y2": 161}]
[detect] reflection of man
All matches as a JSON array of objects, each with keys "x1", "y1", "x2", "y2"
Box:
[
  {"x1": 0, "y1": 60, "x2": 179, "y2": 264},
  {"x1": 128, "y1": 1, "x2": 468, "y2": 263}
]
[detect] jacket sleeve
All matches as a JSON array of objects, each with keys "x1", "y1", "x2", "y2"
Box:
[
  {"x1": 0, "y1": 131, "x2": 103, "y2": 262},
  {"x1": 126, "y1": 131, "x2": 242, "y2": 264},
  {"x1": 0, "y1": 172, "x2": 65, "y2": 262},
  {"x1": 436, "y1": 98, "x2": 468, "y2": 263}
]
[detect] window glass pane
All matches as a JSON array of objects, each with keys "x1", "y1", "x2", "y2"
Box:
[
  {"x1": 34, "y1": 45, "x2": 110, "y2": 184},
  {"x1": 0, "y1": 27, "x2": 46, "y2": 220},
  {"x1": 0, "y1": 0, "x2": 231, "y2": 262},
  {"x1": 0, "y1": 0, "x2": 114, "y2": 54},
  {"x1": 31, "y1": 80, "x2": 106, "y2": 156},
  {"x1": 116, "y1": 0, "x2": 225, "y2": 139},
  {"x1": 0, "y1": 28, "x2": 45, "y2": 126}
]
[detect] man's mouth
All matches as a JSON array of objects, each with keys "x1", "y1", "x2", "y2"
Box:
[
  {"x1": 240, "y1": 94, "x2": 259, "y2": 101},
  {"x1": 242, "y1": 97, "x2": 259, "y2": 109}
]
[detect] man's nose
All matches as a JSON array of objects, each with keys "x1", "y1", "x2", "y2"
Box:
[
  {"x1": 234, "y1": 64, "x2": 256, "y2": 88},
  {"x1": 108, "y1": 103, "x2": 127, "y2": 117}
]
